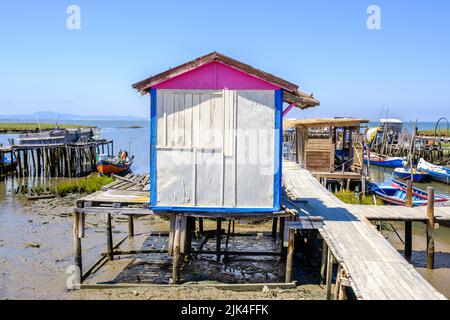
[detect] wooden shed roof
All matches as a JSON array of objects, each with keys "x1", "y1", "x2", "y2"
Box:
[
  {"x1": 132, "y1": 51, "x2": 320, "y2": 109},
  {"x1": 284, "y1": 118, "x2": 370, "y2": 129}
]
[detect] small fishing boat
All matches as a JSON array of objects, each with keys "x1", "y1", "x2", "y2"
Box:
[
  {"x1": 417, "y1": 158, "x2": 450, "y2": 185},
  {"x1": 391, "y1": 180, "x2": 449, "y2": 203},
  {"x1": 393, "y1": 167, "x2": 429, "y2": 182},
  {"x1": 96, "y1": 151, "x2": 133, "y2": 176},
  {"x1": 369, "y1": 182, "x2": 449, "y2": 206},
  {"x1": 2, "y1": 153, "x2": 17, "y2": 172},
  {"x1": 364, "y1": 152, "x2": 405, "y2": 168}
]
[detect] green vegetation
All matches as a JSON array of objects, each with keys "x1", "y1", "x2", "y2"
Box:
[
  {"x1": 0, "y1": 123, "x2": 96, "y2": 133},
  {"x1": 418, "y1": 129, "x2": 450, "y2": 137},
  {"x1": 53, "y1": 176, "x2": 113, "y2": 197},
  {"x1": 334, "y1": 190, "x2": 383, "y2": 205}
]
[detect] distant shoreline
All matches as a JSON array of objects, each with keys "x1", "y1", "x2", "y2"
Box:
[{"x1": 0, "y1": 123, "x2": 96, "y2": 134}]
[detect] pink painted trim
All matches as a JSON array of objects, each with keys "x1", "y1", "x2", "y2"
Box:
[
  {"x1": 153, "y1": 61, "x2": 280, "y2": 90},
  {"x1": 282, "y1": 103, "x2": 296, "y2": 117}
]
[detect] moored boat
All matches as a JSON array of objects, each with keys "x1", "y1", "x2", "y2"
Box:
[
  {"x1": 391, "y1": 180, "x2": 449, "y2": 203},
  {"x1": 2, "y1": 153, "x2": 17, "y2": 172},
  {"x1": 364, "y1": 152, "x2": 405, "y2": 168},
  {"x1": 369, "y1": 182, "x2": 448, "y2": 206},
  {"x1": 417, "y1": 158, "x2": 450, "y2": 185},
  {"x1": 393, "y1": 167, "x2": 429, "y2": 182},
  {"x1": 96, "y1": 151, "x2": 133, "y2": 176}
]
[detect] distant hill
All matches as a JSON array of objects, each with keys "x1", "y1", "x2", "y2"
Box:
[{"x1": 0, "y1": 111, "x2": 147, "y2": 121}]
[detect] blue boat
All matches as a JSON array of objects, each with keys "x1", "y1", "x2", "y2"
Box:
[
  {"x1": 369, "y1": 183, "x2": 428, "y2": 206},
  {"x1": 364, "y1": 152, "x2": 405, "y2": 168},
  {"x1": 369, "y1": 181, "x2": 449, "y2": 206},
  {"x1": 2, "y1": 153, "x2": 17, "y2": 172},
  {"x1": 417, "y1": 158, "x2": 450, "y2": 185},
  {"x1": 393, "y1": 167, "x2": 429, "y2": 182}
]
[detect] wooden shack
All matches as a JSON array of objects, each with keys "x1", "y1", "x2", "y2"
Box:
[
  {"x1": 133, "y1": 52, "x2": 320, "y2": 213},
  {"x1": 284, "y1": 118, "x2": 369, "y2": 179}
]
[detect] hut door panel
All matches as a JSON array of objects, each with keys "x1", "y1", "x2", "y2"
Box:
[{"x1": 235, "y1": 91, "x2": 275, "y2": 208}]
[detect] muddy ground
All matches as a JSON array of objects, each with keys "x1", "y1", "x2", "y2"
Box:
[{"x1": 0, "y1": 194, "x2": 326, "y2": 300}]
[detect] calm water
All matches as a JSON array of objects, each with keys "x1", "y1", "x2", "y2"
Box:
[{"x1": 0, "y1": 120, "x2": 151, "y2": 174}]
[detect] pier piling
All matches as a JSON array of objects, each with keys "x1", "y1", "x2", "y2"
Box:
[{"x1": 426, "y1": 187, "x2": 435, "y2": 269}]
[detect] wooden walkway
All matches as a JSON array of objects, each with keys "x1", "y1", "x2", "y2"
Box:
[
  {"x1": 283, "y1": 160, "x2": 446, "y2": 300},
  {"x1": 348, "y1": 204, "x2": 450, "y2": 222}
]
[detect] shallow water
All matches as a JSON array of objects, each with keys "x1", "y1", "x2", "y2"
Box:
[{"x1": 369, "y1": 165, "x2": 450, "y2": 298}]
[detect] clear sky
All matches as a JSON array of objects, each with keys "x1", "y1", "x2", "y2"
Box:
[{"x1": 1, "y1": 0, "x2": 449, "y2": 121}]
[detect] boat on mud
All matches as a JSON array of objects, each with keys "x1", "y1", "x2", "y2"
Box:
[
  {"x1": 393, "y1": 167, "x2": 429, "y2": 182},
  {"x1": 2, "y1": 153, "x2": 17, "y2": 172},
  {"x1": 417, "y1": 158, "x2": 450, "y2": 185},
  {"x1": 364, "y1": 152, "x2": 405, "y2": 168},
  {"x1": 369, "y1": 181, "x2": 449, "y2": 206},
  {"x1": 96, "y1": 151, "x2": 133, "y2": 176}
]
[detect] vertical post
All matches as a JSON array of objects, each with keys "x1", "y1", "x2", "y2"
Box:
[
  {"x1": 285, "y1": 229, "x2": 295, "y2": 283},
  {"x1": 73, "y1": 210, "x2": 82, "y2": 284},
  {"x1": 405, "y1": 180, "x2": 413, "y2": 208},
  {"x1": 198, "y1": 217, "x2": 204, "y2": 234},
  {"x1": 106, "y1": 213, "x2": 114, "y2": 261},
  {"x1": 279, "y1": 217, "x2": 286, "y2": 260},
  {"x1": 272, "y1": 217, "x2": 278, "y2": 239},
  {"x1": 404, "y1": 221, "x2": 412, "y2": 259},
  {"x1": 172, "y1": 215, "x2": 182, "y2": 284},
  {"x1": 216, "y1": 218, "x2": 222, "y2": 262},
  {"x1": 334, "y1": 265, "x2": 342, "y2": 300},
  {"x1": 326, "y1": 247, "x2": 333, "y2": 300},
  {"x1": 426, "y1": 187, "x2": 435, "y2": 269},
  {"x1": 128, "y1": 215, "x2": 134, "y2": 238},
  {"x1": 320, "y1": 240, "x2": 328, "y2": 284}
]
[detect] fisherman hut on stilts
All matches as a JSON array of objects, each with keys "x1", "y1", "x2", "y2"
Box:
[{"x1": 132, "y1": 52, "x2": 321, "y2": 283}]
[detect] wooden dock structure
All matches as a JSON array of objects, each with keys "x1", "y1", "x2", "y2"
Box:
[
  {"x1": 71, "y1": 165, "x2": 448, "y2": 299},
  {"x1": 283, "y1": 160, "x2": 447, "y2": 300},
  {"x1": 0, "y1": 139, "x2": 113, "y2": 179}
]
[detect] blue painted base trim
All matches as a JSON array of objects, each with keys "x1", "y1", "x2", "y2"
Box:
[{"x1": 150, "y1": 205, "x2": 281, "y2": 213}]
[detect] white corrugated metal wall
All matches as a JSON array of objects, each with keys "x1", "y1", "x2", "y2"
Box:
[{"x1": 155, "y1": 89, "x2": 275, "y2": 209}]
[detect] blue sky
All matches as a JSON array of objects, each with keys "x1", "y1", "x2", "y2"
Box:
[{"x1": 0, "y1": 0, "x2": 449, "y2": 121}]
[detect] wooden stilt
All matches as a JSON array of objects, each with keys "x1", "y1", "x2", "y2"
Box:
[
  {"x1": 334, "y1": 265, "x2": 342, "y2": 300},
  {"x1": 405, "y1": 180, "x2": 413, "y2": 208},
  {"x1": 172, "y1": 215, "x2": 182, "y2": 284},
  {"x1": 320, "y1": 239, "x2": 328, "y2": 284},
  {"x1": 106, "y1": 213, "x2": 114, "y2": 261},
  {"x1": 426, "y1": 187, "x2": 435, "y2": 269},
  {"x1": 404, "y1": 221, "x2": 412, "y2": 259},
  {"x1": 326, "y1": 247, "x2": 333, "y2": 300},
  {"x1": 198, "y1": 217, "x2": 204, "y2": 234},
  {"x1": 216, "y1": 218, "x2": 222, "y2": 262},
  {"x1": 73, "y1": 210, "x2": 82, "y2": 284},
  {"x1": 279, "y1": 217, "x2": 286, "y2": 260},
  {"x1": 128, "y1": 215, "x2": 134, "y2": 238},
  {"x1": 285, "y1": 229, "x2": 295, "y2": 283},
  {"x1": 272, "y1": 217, "x2": 278, "y2": 239}
]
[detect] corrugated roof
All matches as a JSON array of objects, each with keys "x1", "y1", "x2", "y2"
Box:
[
  {"x1": 284, "y1": 118, "x2": 370, "y2": 128},
  {"x1": 132, "y1": 51, "x2": 320, "y2": 110}
]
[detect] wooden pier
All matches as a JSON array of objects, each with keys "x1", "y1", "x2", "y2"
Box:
[
  {"x1": 0, "y1": 140, "x2": 113, "y2": 179},
  {"x1": 283, "y1": 160, "x2": 447, "y2": 300},
  {"x1": 70, "y1": 166, "x2": 448, "y2": 299}
]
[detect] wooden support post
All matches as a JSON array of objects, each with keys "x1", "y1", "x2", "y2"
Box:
[
  {"x1": 320, "y1": 240, "x2": 328, "y2": 284},
  {"x1": 198, "y1": 217, "x2": 204, "y2": 234},
  {"x1": 285, "y1": 229, "x2": 295, "y2": 283},
  {"x1": 73, "y1": 210, "x2": 82, "y2": 284},
  {"x1": 279, "y1": 217, "x2": 286, "y2": 260},
  {"x1": 338, "y1": 270, "x2": 348, "y2": 300},
  {"x1": 334, "y1": 265, "x2": 342, "y2": 300},
  {"x1": 106, "y1": 213, "x2": 114, "y2": 261},
  {"x1": 272, "y1": 217, "x2": 278, "y2": 239},
  {"x1": 172, "y1": 215, "x2": 182, "y2": 284},
  {"x1": 426, "y1": 187, "x2": 435, "y2": 269},
  {"x1": 326, "y1": 247, "x2": 333, "y2": 300},
  {"x1": 216, "y1": 218, "x2": 222, "y2": 262},
  {"x1": 404, "y1": 221, "x2": 412, "y2": 259},
  {"x1": 128, "y1": 215, "x2": 134, "y2": 238},
  {"x1": 405, "y1": 180, "x2": 413, "y2": 208}
]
